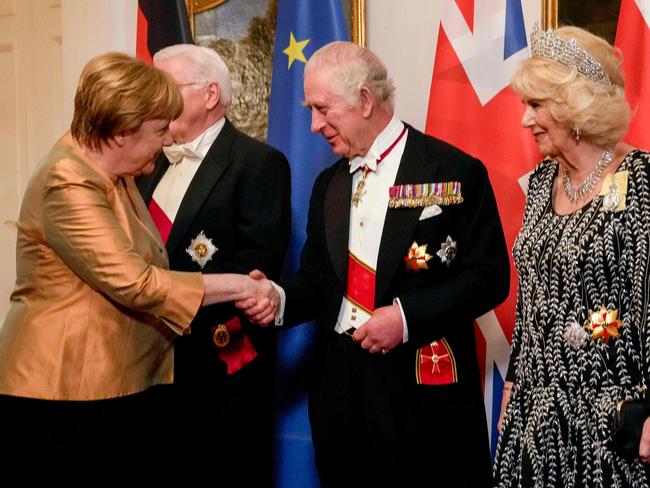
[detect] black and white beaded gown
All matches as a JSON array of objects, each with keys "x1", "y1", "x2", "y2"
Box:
[{"x1": 493, "y1": 150, "x2": 650, "y2": 488}]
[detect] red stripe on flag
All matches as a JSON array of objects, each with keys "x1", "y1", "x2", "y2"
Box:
[
  {"x1": 425, "y1": 25, "x2": 538, "y2": 344},
  {"x1": 455, "y1": 0, "x2": 475, "y2": 32},
  {"x1": 616, "y1": 0, "x2": 650, "y2": 150},
  {"x1": 136, "y1": 5, "x2": 152, "y2": 64}
]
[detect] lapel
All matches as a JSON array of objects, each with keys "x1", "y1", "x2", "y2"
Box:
[
  {"x1": 137, "y1": 156, "x2": 169, "y2": 204},
  {"x1": 123, "y1": 177, "x2": 167, "y2": 259},
  {"x1": 324, "y1": 159, "x2": 353, "y2": 285},
  {"x1": 165, "y1": 119, "x2": 237, "y2": 255},
  {"x1": 375, "y1": 128, "x2": 440, "y2": 303}
]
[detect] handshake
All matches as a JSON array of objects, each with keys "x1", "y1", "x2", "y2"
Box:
[
  {"x1": 201, "y1": 269, "x2": 279, "y2": 325},
  {"x1": 235, "y1": 270, "x2": 280, "y2": 326},
  {"x1": 221, "y1": 269, "x2": 405, "y2": 355}
]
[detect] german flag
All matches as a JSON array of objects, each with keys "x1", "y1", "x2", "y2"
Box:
[{"x1": 136, "y1": 0, "x2": 193, "y2": 64}]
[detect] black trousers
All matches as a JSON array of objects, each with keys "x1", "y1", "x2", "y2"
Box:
[
  {"x1": 308, "y1": 331, "x2": 492, "y2": 488},
  {"x1": 169, "y1": 347, "x2": 276, "y2": 487},
  {"x1": 0, "y1": 389, "x2": 163, "y2": 479}
]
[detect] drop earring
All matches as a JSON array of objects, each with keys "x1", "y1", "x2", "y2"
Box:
[{"x1": 572, "y1": 126, "x2": 581, "y2": 143}]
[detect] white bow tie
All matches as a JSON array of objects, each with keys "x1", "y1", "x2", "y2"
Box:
[
  {"x1": 163, "y1": 143, "x2": 201, "y2": 164},
  {"x1": 349, "y1": 152, "x2": 380, "y2": 174}
]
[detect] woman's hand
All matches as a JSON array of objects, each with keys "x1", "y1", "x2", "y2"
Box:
[
  {"x1": 201, "y1": 272, "x2": 278, "y2": 320},
  {"x1": 639, "y1": 416, "x2": 650, "y2": 463},
  {"x1": 240, "y1": 270, "x2": 280, "y2": 325},
  {"x1": 497, "y1": 381, "x2": 513, "y2": 434},
  {"x1": 235, "y1": 270, "x2": 280, "y2": 326}
]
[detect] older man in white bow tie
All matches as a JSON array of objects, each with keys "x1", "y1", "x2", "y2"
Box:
[
  {"x1": 137, "y1": 44, "x2": 291, "y2": 485},
  {"x1": 239, "y1": 41, "x2": 509, "y2": 487}
]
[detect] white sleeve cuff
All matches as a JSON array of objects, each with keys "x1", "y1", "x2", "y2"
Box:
[
  {"x1": 271, "y1": 281, "x2": 286, "y2": 326},
  {"x1": 393, "y1": 297, "x2": 408, "y2": 343}
]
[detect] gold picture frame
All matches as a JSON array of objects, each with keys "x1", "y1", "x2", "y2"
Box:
[
  {"x1": 186, "y1": 0, "x2": 365, "y2": 46},
  {"x1": 542, "y1": 0, "x2": 558, "y2": 29},
  {"x1": 352, "y1": 0, "x2": 366, "y2": 46},
  {"x1": 182, "y1": 0, "x2": 366, "y2": 141},
  {"x1": 542, "y1": 0, "x2": 621, "y2": 43}
]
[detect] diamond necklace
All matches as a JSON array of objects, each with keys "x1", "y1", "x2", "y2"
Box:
[{"x1": 561, "y1": 148, "x2": 614, "y2": 204}]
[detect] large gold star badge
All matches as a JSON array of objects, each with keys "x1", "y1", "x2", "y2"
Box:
[
  {"x1": 283, "y1": 32, "x2": 310, "y2": 69},
  {"x1": 584, "y1": 305, "x2": 624, "y2": 343},
  {"x1": 404, "y1": 241, "x2": 432, "y2": 271}
]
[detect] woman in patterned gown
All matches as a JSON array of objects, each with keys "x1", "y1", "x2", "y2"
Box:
[{"x1": 493, "y1": 25, "x2": 650, "y2": 487}]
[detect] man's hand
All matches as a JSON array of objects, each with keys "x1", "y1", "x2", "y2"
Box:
[
  {"x1": 235, "y1": 269, "x2": 280, "y2": 326},
  {"x1": 352, "y1": 304, "x2": 403, "y2": 354}
]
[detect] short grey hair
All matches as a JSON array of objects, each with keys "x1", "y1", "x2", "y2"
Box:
[
  {"x1": 154, "y1": 43, "x2": 232, "y2": 108},
  {"x1": 305, "y1": 41, "x2": 395, "y2": 111}
]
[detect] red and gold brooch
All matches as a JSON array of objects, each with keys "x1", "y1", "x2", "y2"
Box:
[
  {"x1": 584, "y1": 306, "x2": 624, "y2": 343},
  {"x1": 404, "y1": 241, "x2": 432, "y2": 271}
]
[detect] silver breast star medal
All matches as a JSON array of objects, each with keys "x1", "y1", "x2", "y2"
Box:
[
  {"x1": 564, "y1": 319, "x2": 589, "y2": 349},
  {"x1": 186, "y1": 231, "x2": 218, "y2": 269},
  {"x1": 436, "y1": 235, "x2": 457, "y2": 267}
]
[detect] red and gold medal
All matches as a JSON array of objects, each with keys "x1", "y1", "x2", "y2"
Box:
[
  {"x1": 584, "y1": 305, "x2": 623, "y2": 343},
  {"x1": 212, "y1": 323, "x2": 230, "y2": 348},
  {"x1": 404, "y1": 241, "x2": 432, "y2": 271}
]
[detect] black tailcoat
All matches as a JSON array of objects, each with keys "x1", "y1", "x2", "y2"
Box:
[
  {"x1": 282, "y1": 126, "x2": 509, "y2": 487},
  {"x1": 138, "y1": 119, "x2": 291, "y2": 484}
]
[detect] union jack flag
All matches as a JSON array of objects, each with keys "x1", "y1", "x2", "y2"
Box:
[
  {"x1": 425, "y1": 0, "x2": 540, "y2": 456},
  {"x1": 616, "y1": 0, "x2": 650, "y2": 151}
]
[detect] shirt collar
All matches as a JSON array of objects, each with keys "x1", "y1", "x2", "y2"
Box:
[
  {"x1": 349, "y1": 116, "x2": 404, "y2": 174},
  {"x1": 188, "y1": 117, "x2": 226, "y2": 161}
]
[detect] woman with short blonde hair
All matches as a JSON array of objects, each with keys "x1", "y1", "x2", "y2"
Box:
[{"x1": 0, "y1": 52, "x2": 274, "y2": 475}]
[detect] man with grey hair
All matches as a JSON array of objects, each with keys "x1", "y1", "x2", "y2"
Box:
[
  {"x1": 241, "y1": 41, "x2": 509, "y2": 486},
  {"x1": 138, "y1": 44, "x2": 290, "y2": 484}
]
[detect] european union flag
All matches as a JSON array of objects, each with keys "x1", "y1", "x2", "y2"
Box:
[{"x1": 266, "y1": 1, "x2": 348, "y2": 486}]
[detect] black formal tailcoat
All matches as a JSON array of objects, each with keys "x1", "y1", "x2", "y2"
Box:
[
  {"x1": 137, "y1": 119, "x2": 290, "y2": 483},
  {"x1": 282, "y1": 126, "x2": 509, "y2": 487}
]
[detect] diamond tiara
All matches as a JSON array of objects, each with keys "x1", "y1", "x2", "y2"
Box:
[{"x1": 529, "y1": 22, "x2": 611, "y2": 87}]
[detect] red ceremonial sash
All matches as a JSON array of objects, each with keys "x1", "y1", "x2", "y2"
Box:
[
  {"x1": 147, "y1": 199, "x2": 256, "y2": 374},
  {"x1": 148, "y1": 198, "x2": 172, "y2": 245},
  {"x1": 217, "y1": 317, "x2": 258, "y2": 375},
  {"x1": 346, "y1": 252, "x2": 376, "y2": 313}
]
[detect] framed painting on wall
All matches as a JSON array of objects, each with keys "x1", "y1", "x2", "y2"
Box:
[
  {"x1": 542, "y1": 0, "x2": 621, "y2": 43},
  {"x1": 184, "y1": 0, "x2": 365, "y2": 141}
]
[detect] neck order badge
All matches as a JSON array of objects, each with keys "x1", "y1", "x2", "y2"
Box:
[{"x1": 352, "y1": 126, "x2": 407, "y2": 207}]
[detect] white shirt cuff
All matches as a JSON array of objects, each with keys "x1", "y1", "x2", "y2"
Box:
[
  {"x1": 271, "y1": 281, "x2": 286, "y2": 326},
  {"x1": 393, "y1": 297, "x2": 408, "y2": 343}
]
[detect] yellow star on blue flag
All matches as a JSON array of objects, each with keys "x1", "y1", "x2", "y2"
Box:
[
  {"x1": 283, "y1": 32, "x2": 310, "y2": 69},
  {"x1": 267, "y1": 1, "x2": 348, "y2": 483}
]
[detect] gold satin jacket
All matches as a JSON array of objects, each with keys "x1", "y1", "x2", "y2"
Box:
[{"x1": 0, "y1": 133, "x2": 204, "y2": 400}]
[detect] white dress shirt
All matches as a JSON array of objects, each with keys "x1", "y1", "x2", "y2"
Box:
[
  {"x1": 275, "y1": 116, "x2": 409, "y2": 343},
  {"x1": 153, "y1": 118, "x2": 226, "y2": 222},
  {"x1": 335, "y1": 116, "x2": 409, "y2": 342}
]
